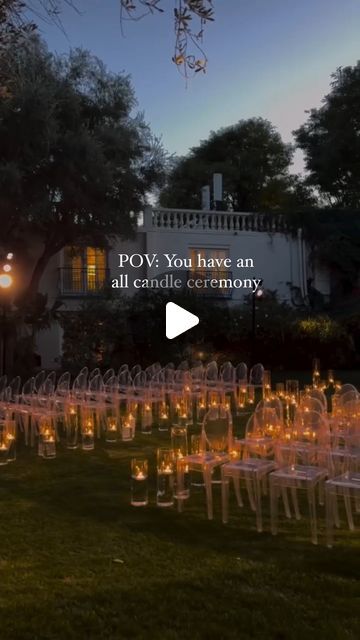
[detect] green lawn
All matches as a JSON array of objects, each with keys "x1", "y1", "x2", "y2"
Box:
[{"x1": 0, "y1": 425, "x2": 359, "y2": 640}]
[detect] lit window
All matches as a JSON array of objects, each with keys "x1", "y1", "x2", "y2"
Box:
[
  {"x1": 189, "y1": 247, "x2": 231, "y2": 298},
  {"x1": 64, "y1": 247, "x2": 106, "y2": 293}
]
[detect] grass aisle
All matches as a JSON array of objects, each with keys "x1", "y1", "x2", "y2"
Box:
[{"x1": 0, "y1": 434, "x2": 359, "y2": 640}]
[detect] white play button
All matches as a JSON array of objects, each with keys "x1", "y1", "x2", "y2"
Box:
[{"x1": 166, "y1": 302, "x2": 199, "y2": 339}]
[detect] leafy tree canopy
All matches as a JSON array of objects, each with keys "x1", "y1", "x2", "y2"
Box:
[
  {"x1": 160, "y1": 118, "x2": 314, "y2": 211},
  {"x1": 0, "y1": 36, "x2": 166, "y2": 300},
  {"x1": 0, "y1": 2, "x2": 214, "y2": 82},
  {"x1": 294, "y1": 62, "x2": 360, "y2": 207}
]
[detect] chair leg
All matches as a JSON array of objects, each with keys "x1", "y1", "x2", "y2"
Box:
[
  {"x1": 233, "y1": 476, "x2": 243, "y2": 507},
  {"x1": 204, "y1": 468, "x2": 213, "y2": 520},
  {"x1": 354, "y1": 495, "x2": 360, "y2": 514},
  {"x1": 262, "y1": 475, "x2": 268, "y2": 496},
  {"x1": 307, "y1": 484, "x2": 318, "y2": 545},
  {"x1": 325, "y1": 486, "x2": 334, "y2": 548},
  {"x1": 333, "y1": 494, "x2": 340, "y2": 528},
  {"x1": 291, "y1": 487, "x2": 301, "y2": 520},
  {"x1": 245, "y1": 473, "x2": 256, "y2": 511},
  {"x1": 281, "y1": 486, "x2": 292, "y2": 518},
  {"x1": 254, "y1": 474, "x2": 263, "y2": 533},
  {"x1": 343, "y1": 489, "x2": 355, "y2": 531},
  {"x1": 270, "y1": 479, "x2": 279, "y2": 535},
  {"x1": 221, "y1": 473, "x2": 230, "y2": 524},
  {"x1": 318, "y1": 479, "x2": 325, "y2": 506}
]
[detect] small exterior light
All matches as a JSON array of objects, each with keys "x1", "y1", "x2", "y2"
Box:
[
  {"x1": 0, "y1": 274, "x2": 13, "y2": 288},
  {"x1": 6, "y1": 253, "x2": 14, "y2": 260},
  {"x1": 3, "y1": 264, "x2": 11, "y2": 272}
]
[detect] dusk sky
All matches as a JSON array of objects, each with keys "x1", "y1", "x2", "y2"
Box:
[{"x1": 40, "y1": 0, "x2": 360, "y2": 173}]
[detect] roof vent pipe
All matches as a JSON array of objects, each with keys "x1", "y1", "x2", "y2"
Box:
[
  {"x1": 213, "y1": 173, "x2": 223, "y2": 210},
  {"x1": 201, "y1": 185, "x2": 210, "y2": 210}
]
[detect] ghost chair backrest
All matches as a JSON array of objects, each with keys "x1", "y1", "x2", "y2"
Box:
[
  {"x1": 89, "y1": 368, "x2": 101, "y2": 381},
  {"x1": 34, "y1": 370, "x2": 46, "y2": 393},
  {"x1": 202, "y1": 406, "x2": 232, "y2": 454},
  {"x1": 249, "y1": 363, "x2": 264, "y2": 386},
  {"x1": 299, "y1": 396, "x2": 325, "y2": 414},
  {"x1": 256, "y1": 397, "x2": 284, "y2": 421},
  {"x1": 56, "y1": 372, "x2": 71, "y2": 397},
  {"x1": 103, "y1": 368, "x2": 115, "y2": 384},
  {"x1": 307, "y1": 388, "x2": 327, "y2": 410},
  {"x1": 220, "y1": 361, "x2": 236, "y2": 385},
  {"x1": 235, "y1": 362, "x2": 248, "y2": 383}
]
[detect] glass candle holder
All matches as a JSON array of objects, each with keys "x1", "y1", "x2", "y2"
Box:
[
  {"x1": 122, "y1": 412, "x2": 135, "y2": 441},
  {"x1": 39, "y1": 417, "x2": 56, "y2": 459},
  {"x1": 65, "y1": 404, "x2": 78, "y2": 449},
  {"x1": 196, "y1": 395, "x2": 206, "y2": 423},
  {"x1": 5, "y1": 419, "x2": 16, "y2": 462},
  {"x1": 106, "y1": 414, "x2": 119, "y2": 443},
  {"x1": 0, "y1": 423, "x2": 9, "y2": 466},
  {"x1": 171, "y1": 426, "x2": 188, "y2": 457},
  {"x1": 158, "y1": 401, "x2": 170, "y2": 432},
  {"x1": 312, "y1": 358, "x2": 320, "y2": 388},
  {"x1": 262, "y1": 370, "x2": 271, "y2": 399},
  {"x1": 190, "y1": 434, "x2": 204, "y2": 455},
  {"x1": 141, "y1": 403, "x2": 152, "y2": 435},
  {"x1": 328, "y1": 369, "x2": 335, "y2": 386},
  {"x1": 190, "y1": 434, "x2": 205, "y2": 487},
  {"x1": 82, "y1": 412, "x2": 95, "y2": 451},
  {"x1": 285, "y1": 379, "x2": 299, "y2": 424},
  {"x1": 131, "y1": 458, "x2": 149, "y2": 506},
  {"x1": 171, "y1": 426, "x2": 189, "y2": 499},
  {"x1": 157, "y1": 448, "x2": 175, "y2": 507},
  {"x1": 247, "y1": 384, "x2": 255, "y2": 404},
  {"x1": 173, "y1": 397, "x2": 192, "y2": 426},
  {"x1": 275, "y1": 382, "x2": 285, "y2": 399},
  {"x1": 238, "y1": 383, "x2": 247, "y2": 408}
]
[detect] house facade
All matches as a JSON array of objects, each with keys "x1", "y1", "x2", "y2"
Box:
[{"x1": 35, "y1": 206, "x2": 330, "y2": 369}]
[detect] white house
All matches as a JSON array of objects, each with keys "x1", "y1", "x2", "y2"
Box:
[{"x1": 35, "y1": 206, "x2": 330, "y2": 369}]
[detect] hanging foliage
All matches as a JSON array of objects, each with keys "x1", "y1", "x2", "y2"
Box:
[{"x1": 120, "y1": 0, "x2": 214, "y2": 78}]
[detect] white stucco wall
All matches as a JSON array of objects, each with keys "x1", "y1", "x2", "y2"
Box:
[
  {"x1": 143, "y1": 228, "x2": 303, "y2": 303},
  {"x1": 33, "y1": 209, "x2": 312, "y2": 368}
]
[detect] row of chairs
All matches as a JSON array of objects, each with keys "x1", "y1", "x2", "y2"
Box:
[{"x1": 176, "y1": 389, "x2": 360, "y2": 547}]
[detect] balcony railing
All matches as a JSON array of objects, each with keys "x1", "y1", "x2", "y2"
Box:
[
  {"x1": 144, "y1": 207, "x2": 287, "y2": 233},
  {"x1": 187, "y1": 270, "x2": 233, "y2": 299},
  {"x1": 59, "y1": 268, "x2": 109, "y2": 296}
]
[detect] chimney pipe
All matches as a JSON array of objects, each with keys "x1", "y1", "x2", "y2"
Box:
[
  {"x1": 201, "y1": 186, "x2": 210, "y2": 210},
  {"x1": 213, "y1": 173, "x2": 223, "y2": 210}
]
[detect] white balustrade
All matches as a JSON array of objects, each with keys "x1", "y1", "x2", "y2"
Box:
[{"x1": 144, "y1": 208, "x2": 287, "y2": 233}]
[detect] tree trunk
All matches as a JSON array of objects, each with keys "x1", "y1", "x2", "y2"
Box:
[{"x1": 17, "y1": 245, "x2": 58, "y2": 306}]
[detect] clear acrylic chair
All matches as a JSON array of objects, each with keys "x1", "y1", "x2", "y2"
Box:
[
  {"x1": 325, "y1": 470, "x2": 360, "y2": 547},
  {"x1": 270, "y1": 411, "x2": 331, "y2": 544},
  {"x1": 221, "y1": 453, "x2": 276, "y2": 532},
  {"x1": 177, "y1": 406, "x2": 233, "y2": 519}
]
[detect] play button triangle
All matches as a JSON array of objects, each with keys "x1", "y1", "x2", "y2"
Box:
[{"x1": 166, "y1": 302, "x2": 199, "y2": 339}]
